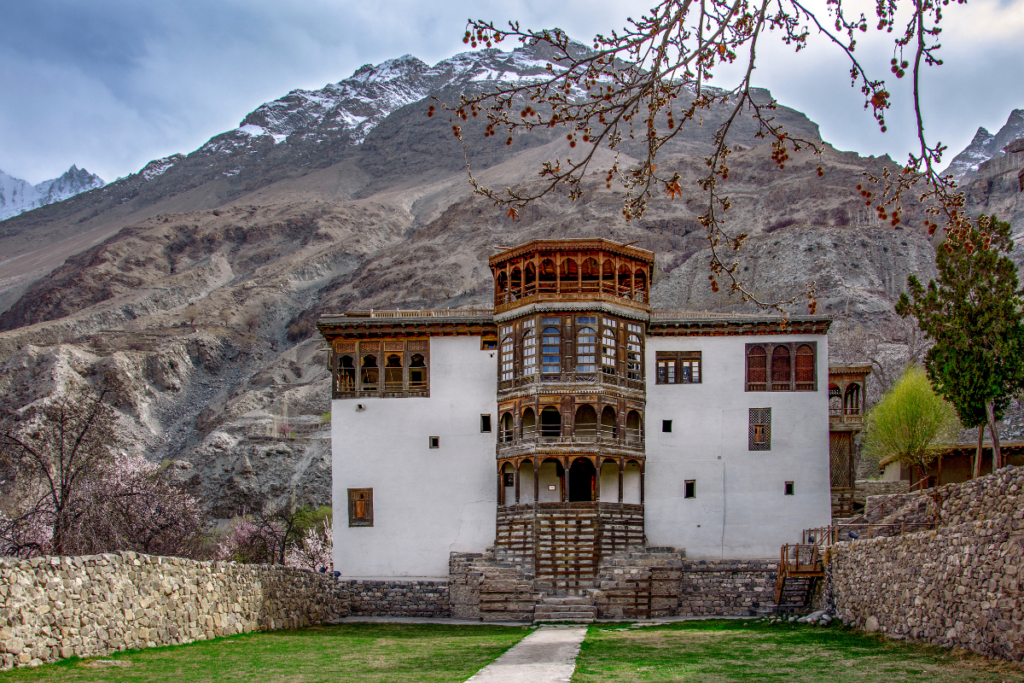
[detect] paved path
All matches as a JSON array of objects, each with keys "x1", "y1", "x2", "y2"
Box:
[{"x1": 465, "y1": 625, "x2": 588, "y2": 683}]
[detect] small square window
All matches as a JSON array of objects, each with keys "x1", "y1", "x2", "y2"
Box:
[
  {"x1": 785, "y1": 481, "x2": 795, "y2": 496},
  {"x1": 684, "y1": 480, "x2": 696, "y2": 499},
  {"x1": 548, "y1": 484, "x2": 557, "y2": 491},
  {"x1": 348, "y1": 488, "x2": 373, "y2": 527},
  {"x1": 662, "y1": 420, "x2": 673, "y2": 433},
  {"x1": 503, "y1": 473, "x2": 515, "y2": 487},
  {"x1": 481, "y1": 415, "x2": 492, "y2": 433},
  {"x1": 429, "y1": 436, "x2": 440, "y2": 449},
  {"x1": 481, "y1": 336, "x2": 497, "y2": 350}
]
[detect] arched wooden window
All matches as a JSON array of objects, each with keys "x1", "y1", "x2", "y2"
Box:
[
  {"x1": 601, "y1": 326, "x2": 617, "y2": 374},
  {"x1": 539, "y1": 259, "x2": 557, "y2": 293},
  {"x1": 746, "y1": 346, "x2": 767, "y2": 391},
  {"x1": 618, "y1": 264, "x2": 633, "y2": 297},
  {"x1": 577, "y1": 327, "x2": 597, "y2": 372},
  {"x1": 499, "y1": 412, "x2": 514, "y2": 443},
  {"x1": 772, "y1": 346, "x2": 791, "y2": 391},
  {"x1": 500, "y1": 336, "x2": 514, "y2": 381},
  {"x1": 574, "y1": 405, "x2": 598, "y2": 438},
  {"x1": 541, "y1": 327, "x2": 560, "y2": 374},
  {"x1": 600, "y1": 406, "x2": 618, "y2": 438},
  {"x1": 510, "y1": 267, "x2": 522, "y2": 298},
  {"x1": 559, "y1": 258, "x2": 579, "y2": 292},
  {"x1": 524, "y1": 262, "x2": 537, "y2": 296},
  {"x1": 795, "y1": 344, "x2": 815, "y2": 390},
  {"x1": 845, "y1": 384, "x2": 861, "y2": 415},
  {"x1": 522, "y1": 407, "x2": 537, "y2": 438},
  {"x1": 626, "y1": 333, "x2": 642, "y2": 380},
  {"x1": 634, "y1": 268, "x2": 647, "y2": 302},
  {"x1": 338, "y1": 355, "x2": 355, "y2": 392},
  {"x1": 409, "y1": 353, "x2": 428, "y2": 389},
  {"x1": 829, "y1": 384, "x2": 842, "y2": 416},
  {"x1": 602, "y1": 259, "x2": 616, "y2": 294},
  {"x1": 522, "y1": 330, "x2": 537, "y2": 375},
  {"x1": 581, "y1": 258, "x2": 600, "y2": 292},
  {"x1": 360, "y1": 354, "x2": 379, "y2": 390},
  {"x1": 540, "y1": 406, "x2": 561, "y2": 438},
  {"x1": 384, "y1": 353, "x2": 403, "y2": 390},
  {"x1": 625, "y1": 410, "x2": 643, "y2": 444},
  {"x1": 496, "y1": 271, "x2": 508, "y2": 304}
]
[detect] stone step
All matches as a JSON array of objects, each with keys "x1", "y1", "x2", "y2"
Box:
[
  {"x1": 534, "y1": 615, "x2": 596, "y2": 624},
  {"x1": 539, "y1": 596, "x2": 593, "y2": 606},
  {"x1": 535, "y1": 603, "x2": 596, "y2": 612}
]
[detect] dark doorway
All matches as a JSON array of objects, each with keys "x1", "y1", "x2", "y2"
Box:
[{"x1": 569, "y1": 458, "x2": 596, "y2": 502}]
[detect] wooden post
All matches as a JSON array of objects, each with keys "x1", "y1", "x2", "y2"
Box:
[
  {"x1": 594, "y1": 458, "x2": 601, "y2": 502},
  {"x1": 618, "y1": 459, "x2": 624, "y2": 503},
  {"x1": 515, "y1": 461, "x2": 521, "y2": 504},
  {"x1": 533, "y1": 458, "x2": 539, "y2": 503}
]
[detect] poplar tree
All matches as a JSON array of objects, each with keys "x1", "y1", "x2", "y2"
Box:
[{"x1": 896, "y1": 214, "x2": 1024, "y2": 475}]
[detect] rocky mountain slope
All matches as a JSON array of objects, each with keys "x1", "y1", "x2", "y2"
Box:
[
  {"x1": 942, "y1": 109, "x2": 1024, "y2": 183},
  {"x1": 0, "y1": 165, "x2": 103, "y2": 221},
  {"x1": 0, "y1": 39, "x2": 1021, "y2": 517}
]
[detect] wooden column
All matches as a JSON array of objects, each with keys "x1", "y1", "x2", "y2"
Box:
[
  {"x1": 562, "y1": 457, "x2": 568, "y2": 502},
  {"x1": 618, "y1": 459, "x2": 624, "y2": 503},
  {"x1": 640, "y1": 462, "x2": 645, "y2": 504},
  {"x1": 594, "y1": 457, "x2": 601, "y2": 502},
  {"x1": 515, "y1": 460, "x2": 521, "y2": 504},
  {"x1": 533, "y1": 458, "x2": 539, "y2": 502}
]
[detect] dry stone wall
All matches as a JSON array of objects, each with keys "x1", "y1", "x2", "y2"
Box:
[
  {"x1": 678, "y1": 560, "x2": 777, "y2": 616},
  {"x1": 830, "y1": 466, "x2": 1024, "y2": 661},
  {"x1": 0, "y1": 551, "x2": 453, "y2": 671},
  {"x1": 0, "y1": 552, "x2": 344, "y2": 670}
]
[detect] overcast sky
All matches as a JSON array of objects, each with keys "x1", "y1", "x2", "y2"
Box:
[{"x1": 1, "y1": 0, "x2": 1021, "y2": 184}]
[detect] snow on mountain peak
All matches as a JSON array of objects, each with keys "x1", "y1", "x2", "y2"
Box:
[{"x1": 0, "y1": 165, "x2": 104, "y2": 221}]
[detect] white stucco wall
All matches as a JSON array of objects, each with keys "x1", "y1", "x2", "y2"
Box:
[
  {"x1": 644, "y1": 333, "x2": 831, "y2": 559},
  {"x1": 331, "y1": 336, "x2": 497, "y2": 578}
]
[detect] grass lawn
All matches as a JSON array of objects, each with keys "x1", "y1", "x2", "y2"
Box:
[
  {"x1": 572, "y1": 619, "x2": 1024, "y2": 682},
  {"x1": 0, "y1": 623, "x2": 529, "y2": 683}
]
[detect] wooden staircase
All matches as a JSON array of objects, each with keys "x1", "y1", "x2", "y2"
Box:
[{"x1": 773, "y1": 543, "x2": 823, "y2": 610}]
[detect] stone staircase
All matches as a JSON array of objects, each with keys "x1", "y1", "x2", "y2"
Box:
[{"x1": 533, "y1": 594, "x2": 598, "y2": 624}]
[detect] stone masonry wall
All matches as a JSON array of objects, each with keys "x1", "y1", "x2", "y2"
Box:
[
  {"x1": 0, "y1": 552, "x2": 343, "y2": 670},
  {"x1": 677, "y1": 560, "x2": 777, "y2": 617},
  {"x1": 830, "y1": 466, "x2": 1024, "y2": 661},
  {"x1": 0, "y1": 551, "x2": 453, "y2": 671}
]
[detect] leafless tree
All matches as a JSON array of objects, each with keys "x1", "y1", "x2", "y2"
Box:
[{"x1": 445, "y1": 0, "x2": 979, "y2": 312}]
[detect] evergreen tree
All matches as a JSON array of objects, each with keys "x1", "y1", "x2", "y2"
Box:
[{"x1": 896, "y1": 215, "x2": 1024, "y2": 474}]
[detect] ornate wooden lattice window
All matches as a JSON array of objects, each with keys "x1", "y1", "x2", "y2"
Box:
[
  {"x1": 348, "y1": 488, "x2": 373, "y2": 527},
  {"x1": 577, "y1": 327, "x2": 597, "y2": 372},
  {"x1": 626, "y1": 324, "x2": 643, "y2": 380},
  {"x1": 541, "y1": 325, "x2": 561, "y2": 374},
  {"x1": 332, "y1": 339, "x2": 429, "y2": 398},
  {"x1": 749, "y1": 408, "x2": 771, "y2": 451},
  {"x1": 746, "y1": 343, "x2": 816, "y2": 392},
  {"x1": 601, "y1": 320, "x2": 617, "y2": 374},
  {"x1": 500, "y1": 336, "x2": 514, "y2": 381},
  {"x1": 656, "y1": 351, "x2": 701, "y2": 384},
  {"x1": 523, "y1": 330, "x2": 537, "y2": 375}
]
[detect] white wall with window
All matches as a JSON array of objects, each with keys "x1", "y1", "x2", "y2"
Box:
[
  {"x1": 332, "y1": 335, "x2": 498, "y2": 578},
  {"x1": 643, "y1": 333, "x2": 831, "y2": 559}
]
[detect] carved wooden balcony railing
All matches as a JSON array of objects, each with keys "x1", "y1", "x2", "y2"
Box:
[{"x1": 498, "y1": 371, "x2": 645, "y2": 393}]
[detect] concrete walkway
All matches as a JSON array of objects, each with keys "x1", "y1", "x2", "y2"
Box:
[{"x1": 465, "y1": 625, "x2": 587, "y2": 683}]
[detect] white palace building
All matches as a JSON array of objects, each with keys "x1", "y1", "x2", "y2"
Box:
[{"x1": 318, "y1": 239, "x2": 838, "y2": 590}]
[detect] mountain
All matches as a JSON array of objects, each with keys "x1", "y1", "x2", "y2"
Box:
[
  {"x1": 942, "y1": 109, "x2": 1024, "y2": 183},
  {"x1": 0, "y1": 38, "x2": 1020, "y2": 517},
  {"x1": 0, "y1": 165, "x2": 104, "y2": 221}
]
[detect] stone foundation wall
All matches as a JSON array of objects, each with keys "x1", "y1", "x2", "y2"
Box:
[
  {"x1": 0, "y1": 552, "x2": 343, "y2": 670},
  {"x1": 853, "y1": 480, "x2": 909, "y2": 506},
  {"x1": 335, "y1": 579, "x2": 450, "y2": 618},
  {"x1": 677, "y1": 560, "x2": 777, "y2": 617}
]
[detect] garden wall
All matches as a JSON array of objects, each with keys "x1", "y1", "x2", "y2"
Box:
[
  {"x1": 0, "y1": 551, "x2": 448, "y2": 670},
  {"x1": 830, "y1": 466, "x2": 1024, "y2": 661}
]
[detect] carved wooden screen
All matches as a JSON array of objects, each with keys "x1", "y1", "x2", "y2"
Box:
[{"x1": 829, "y1": 432, "x2": 854, "y2": 488}]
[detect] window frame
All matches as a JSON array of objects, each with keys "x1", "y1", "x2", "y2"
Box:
[
  {"x1": 480, "y1": 414, "x2": 492, "y2": 433},
  {"x1": 662, "y1": 419, "x2": 673, "y2": 433},
  {"x1": 348, "y1": 488, "x2": 373, "y2": 527},
  {"x1": 748, "y1": 408, "x2": 772, "y2": 451},
  {"x1": 745, "y1": 342, "x2": 817, "y2": 392},
  {"x1": 332, "y1": 338, "x2": 430, "y2": 399},
  {"x1": 684, "y1": 480, "x2": 696, "y2": 499},
  {"x1": 428, "y1": 436, "x2": 440, "y2": 449},
  {"x1": 655, "y1": 351, "x2": 702, "y2": 384}
]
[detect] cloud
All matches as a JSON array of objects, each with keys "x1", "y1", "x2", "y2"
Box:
[{"x1": 0, "y1": 0, "x2": 1020, "y2": 183}]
